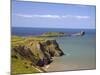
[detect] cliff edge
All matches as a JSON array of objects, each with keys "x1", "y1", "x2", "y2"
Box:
[{"x1": 11, "y1": 36, "x2": 64, "y2": 74}]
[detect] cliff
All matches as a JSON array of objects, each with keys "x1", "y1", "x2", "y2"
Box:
[{"x1": 11, "y1": 36, "x2": 64, "y2": 74}]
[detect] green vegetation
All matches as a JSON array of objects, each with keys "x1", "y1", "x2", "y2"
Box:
[
  {"x1": 11, "y1": 36, "x2": 41, "y2": 75},
  {"x1": 41, "y1": 32, "x2": 65, "y2": 37},
  {"x1": 11, "y1": 36, "x2": 64, "y2": 75},
  {"x1": 12, "y1": 55, "x2": 39, "y2": 75}
]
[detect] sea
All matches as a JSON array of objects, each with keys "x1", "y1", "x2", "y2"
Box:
[{"x1": 12, "y1": 27, "x2": 96, "y2": 72}]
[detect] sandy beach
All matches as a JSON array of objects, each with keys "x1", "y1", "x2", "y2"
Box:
[{"x1": 46, "y1": 57, "x2": 96, "y2": 72}]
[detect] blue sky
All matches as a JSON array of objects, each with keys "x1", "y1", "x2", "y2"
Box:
[{"x1": 12, "y1": 0, "x2": 96, "y2": 29}]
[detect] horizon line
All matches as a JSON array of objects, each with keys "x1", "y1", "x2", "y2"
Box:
[{"x1": 12, "y1": 26, "x2": 96, "y2": 29}]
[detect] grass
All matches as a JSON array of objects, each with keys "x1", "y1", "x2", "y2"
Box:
[
  {"x1": 11, "y1": 36, "x2": 56, "y2": 75},
  {"x1": 11, "y1": 36, "x2": 48, "y2": 75},
  {"x1": 41, "y1": 32, "x2": 65, "y2": 37},
  {"x1": 11, "y1": 53, "x2": 40, "y2": 75}
]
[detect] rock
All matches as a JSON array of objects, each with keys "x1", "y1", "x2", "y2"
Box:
[
  {"x1": 12, "y1": 37, "x2": 64, "y2": 67},
  {"x1": 71, "y1": 31, "x2": 85, "y2": 36},
  {"x1": 40, "y1": 40, "x2": 64, "y2": 57}
]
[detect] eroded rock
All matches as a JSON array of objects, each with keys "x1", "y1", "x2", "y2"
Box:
[{"x1": 12, "y1": 37, "x2": 64, "y2": 67}]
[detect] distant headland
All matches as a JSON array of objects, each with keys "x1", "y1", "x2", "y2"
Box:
[{"x1": 40, "y1": 31, "x2": 85, "y2": 37}]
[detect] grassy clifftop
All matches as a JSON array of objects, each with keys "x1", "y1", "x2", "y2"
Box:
[{"x1": 11, "y1": 36, "x2": 64, "y2": 75}]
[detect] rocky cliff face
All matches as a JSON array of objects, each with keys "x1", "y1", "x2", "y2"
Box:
[{"x1": 12, "y1": 37, "x2": 64, "y2": 67}]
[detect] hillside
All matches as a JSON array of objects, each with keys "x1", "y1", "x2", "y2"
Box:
[{"x1": 11, "y1": 36, "x2": 64, "y2": 75}]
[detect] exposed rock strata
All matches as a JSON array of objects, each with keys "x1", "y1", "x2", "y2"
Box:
[{"x1": 12, "y1": 37, "x2": 64, "y2": 67}]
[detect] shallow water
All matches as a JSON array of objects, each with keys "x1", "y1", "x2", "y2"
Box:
[{"x1": 46, "y1": 35, "x2": 96, "y2": 72}]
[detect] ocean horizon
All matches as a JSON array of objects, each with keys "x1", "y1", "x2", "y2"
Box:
[{"x1": 11, "y1": 27, "x2": 96, "y2": 37}]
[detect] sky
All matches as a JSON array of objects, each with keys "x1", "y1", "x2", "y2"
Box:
[{"x1": 12, "y1": 0, "x2": 96, "y2": 29}]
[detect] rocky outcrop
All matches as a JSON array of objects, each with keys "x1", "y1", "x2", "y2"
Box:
[
  {"x1": 71, "y1": 31, "x2": 85, "y2": 36},
  {"x1": 12, "y1": 37, "x2": 64, "y2": 67}
]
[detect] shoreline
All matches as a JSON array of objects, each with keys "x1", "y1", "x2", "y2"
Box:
[
  {"x1": 43, "y1": 55, "x2": 96, "y2": 72},
  {"x1": 11, "y1": 32, "x2": 95, "y2": 73}
]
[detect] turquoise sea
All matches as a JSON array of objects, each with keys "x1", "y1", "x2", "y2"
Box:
[
  {"x1": 12, "y1": 27, "x2": 96, "y2": 71},
  {"x1": 47, "y1": 35, "x2": 96, "y2": 71}
]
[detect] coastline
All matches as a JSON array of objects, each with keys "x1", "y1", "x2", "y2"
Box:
[
  {"x1": 11, "y1": 36, "x2": 64, "y2": 74},
  {"x1": 11, "y1": 29, "x2": 96, "y2": 74},
  {"x1": 45, "y1": 57, "x2": 96, "y2": 72}
]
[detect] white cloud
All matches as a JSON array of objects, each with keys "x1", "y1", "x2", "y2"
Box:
[
  {"x1": 61, "y1": 15, "x2": 89, "y2": 19},
  {"x1": 16, "y1": 14, "x2": 61, "y2": 19},
  {"x1": 16, "y1": 14, "x2": 90, "y2": 19},
  {"x1": 33, "y1": 15, "x2": 61, "y2": 19},
  {"x1": 75, "y1": 16, "x2": 89, "y2": 19}
]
